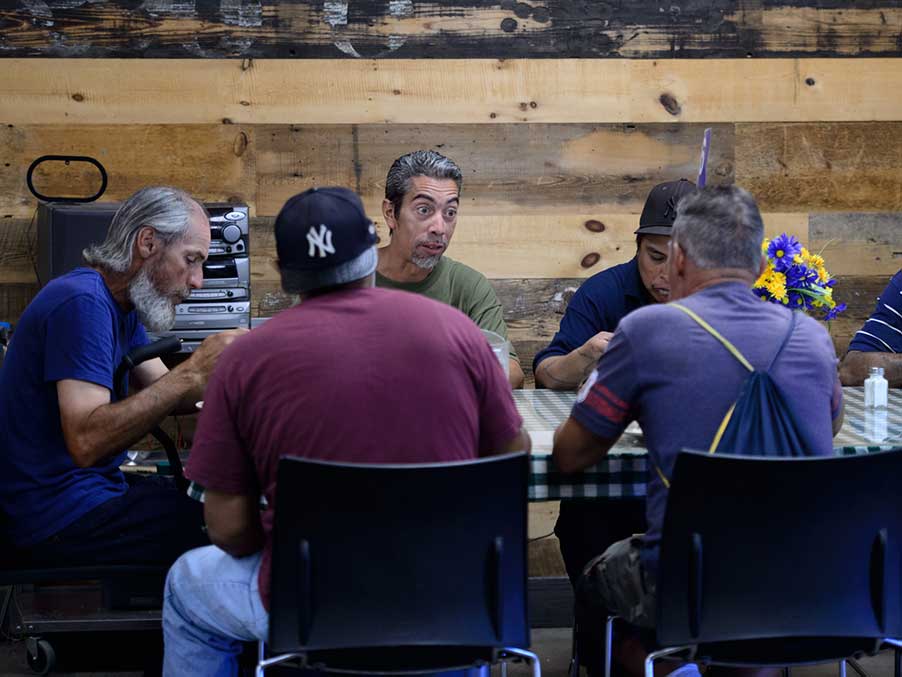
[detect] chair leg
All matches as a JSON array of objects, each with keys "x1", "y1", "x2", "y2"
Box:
[
  {"x1": 839, "y1": 660, "x2": 847, "y2": 677},
  {"x1": 501, "y1": 647, "x2": 541, "y2": 677},
  {"x1": 605, "y1": 616, "x2": 618, "y2": 677},
  {"x1": 569, "y1": 618, "x2": 580, "y2": 677},
  {"x1": 896, "y1": 647, "x2": 901, "y2": 677},
  {"x1": 644, "y1": 646, "x2": 694, "y2": 677},
  {"x1": 255, "y1": 651, "x2": 302, "y2": 677}
]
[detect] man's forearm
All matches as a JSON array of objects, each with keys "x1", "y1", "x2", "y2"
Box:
[
  {"x1": 67, "y1": 369, "x2": 201, "y2": 467},
  {"x1": 535, "y1": 351, "x2": 596, "y2": 390},
  {"x1": 839, "y1": 350, "x2": 902, "y2": 388}
]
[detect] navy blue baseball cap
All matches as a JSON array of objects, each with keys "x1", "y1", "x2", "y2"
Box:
[
  {"x1": 635, "y1": 179, "x2": 697, "y2": 236},
  {"x1": 275, "y1": 187, "x2": 378, "y2": 292}
]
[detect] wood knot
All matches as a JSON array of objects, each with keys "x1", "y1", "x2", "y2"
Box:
[
  {"x1": 71, "y1": 93, "x2": 84, "y2": 102},
  {"x1": 222, "y1": 118, "x2": 233, "y2": 125},
  {"x1": 500, "y1": 17, "x2": 518, "y2": 32},
  {"x1": 581, "y1": 252, "x2": 601, "y2": 269},
  {"x1": 239, "y1": 100, "x2": 251, "y2": 107},
  {"x1": 241, "y1": 58, "x2": 253, "y2": 71},
  {"x1": 489, "y1": 112, "x2": 498, "y2": 119},
  {"x1": 805, "y1": 77, "x2": 816, "y2": 86},
  {"x1": 232, "y1": 131, "x2": 248, "y2": 158},
  {"x1": 659, "y1": 93, "x2": 681, "y2": 116},
  {"x1": 584, "y1": 220, "x2": 606, "y2": 233}
]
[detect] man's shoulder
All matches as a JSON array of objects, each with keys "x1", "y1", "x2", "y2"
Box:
[
  {"x1": 28, "y1": 269, "x2": 109, "y2": 317},
  {"x1": 575, "y1": 258, "x2": 640, "y2": 299},
  {"x1": 442, "y1": 257, "x2": 491, "y2": 286}
]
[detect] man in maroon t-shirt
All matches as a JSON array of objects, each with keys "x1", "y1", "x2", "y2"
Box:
[{"x1": 162, "y1": 186, "x2": 529, "y2": 676}]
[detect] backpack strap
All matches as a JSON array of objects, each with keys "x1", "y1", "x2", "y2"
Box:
[
  {"x1": 670, "y1": 303, "x2": 753, "y2": 372},
  {"x1": 671, "y1": 302, "x2": 752, "y2": 455}
]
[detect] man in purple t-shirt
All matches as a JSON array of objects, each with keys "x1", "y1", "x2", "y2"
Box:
[
  {"x1": 162, "y1": 186, "x2": 530, "y2": 676},
  {"x1": 553, "y1": 186, "x2": 843, "y2": 677}
]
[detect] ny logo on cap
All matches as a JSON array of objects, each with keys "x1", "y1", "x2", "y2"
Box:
[{"x1": 307, "y1": 225, "x2": 336, "y2": 258}]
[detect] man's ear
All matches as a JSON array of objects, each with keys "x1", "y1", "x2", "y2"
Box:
[
  {"x1": 672, "y1": 241, "x2": 687, "y2": 277},
  {"x1": 134, "y1": 226, "x2": 157, "y2": 261},
  {"x1": 381, "y1": 198, "x2": 397, "y2": 234}
]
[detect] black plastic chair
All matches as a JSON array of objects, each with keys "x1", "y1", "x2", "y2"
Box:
[
  {"x1": 604, "y1": 449, "x2": 902, "y2": 677},
  {"x1": 258, "y1": 452, "x2": 540, "y2": 677}
]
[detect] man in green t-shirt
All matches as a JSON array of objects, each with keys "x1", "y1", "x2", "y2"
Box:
[{"x1": 376, "y1": 150, "x2": 525, "y2": 388}]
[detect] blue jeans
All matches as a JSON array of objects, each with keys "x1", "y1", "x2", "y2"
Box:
[{"x1": 163, "y1": 545, "x2": 268, "y2": 676}]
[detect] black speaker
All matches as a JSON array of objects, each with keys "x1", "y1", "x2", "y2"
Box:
[{"x1": 36, "y1": 202, "x2": 120, "y2": 287}]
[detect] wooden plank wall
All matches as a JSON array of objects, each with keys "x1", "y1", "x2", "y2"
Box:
[
  {"x1": 1, "y1": 7, "x2": 901, "y2": 382},
  {"x1": 2, "y1": 0, "x2": 901, "y2": 582}
]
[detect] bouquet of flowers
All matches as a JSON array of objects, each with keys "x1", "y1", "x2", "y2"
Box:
[{"x1": 753, "y1": 233, "x2": 846, "y2": 321}]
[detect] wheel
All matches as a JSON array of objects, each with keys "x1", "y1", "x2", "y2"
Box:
[{"x1": 26, "y1": 638, "x2": 56, "y2": 675}]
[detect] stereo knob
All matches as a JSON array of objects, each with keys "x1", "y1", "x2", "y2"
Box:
[{"x1": 221, "y1": 224, "x2": 242, "y2": 244}]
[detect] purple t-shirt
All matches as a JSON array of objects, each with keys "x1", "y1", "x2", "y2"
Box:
[
  {"x1": 572, "y1": 282, "x2": 842, "y2": 578},
  {"x1": 187, "y1": 287, "x2": 522, "y2": 610}
]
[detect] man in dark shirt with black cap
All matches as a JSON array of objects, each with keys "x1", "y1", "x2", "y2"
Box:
[{"x1": 533, "y1": 179, "x2": 696, "y2": 674}]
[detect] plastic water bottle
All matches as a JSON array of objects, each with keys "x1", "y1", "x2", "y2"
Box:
[{"x1": 864, "y1": 367, "x2": 888, "y2": 409}]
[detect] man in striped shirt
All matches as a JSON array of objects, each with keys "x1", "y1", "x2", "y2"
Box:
[{"x1": 840, "y1": 270, "x2": 902, "y2": 387}]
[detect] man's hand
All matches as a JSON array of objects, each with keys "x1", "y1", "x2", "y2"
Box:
[
  {"x1": 535, "y1": 330, "x2": 613, "y2": 390},
  {"x1": 180, "y1": 328, "x2": 248, "y2": 386},
  {"x1": 577, "y1": 331, "x2": 614, "y2": 363}
]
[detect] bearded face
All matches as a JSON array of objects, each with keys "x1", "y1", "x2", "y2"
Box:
[{"x1": 128, "y1": 255, "x2": 190, "y2": 332}]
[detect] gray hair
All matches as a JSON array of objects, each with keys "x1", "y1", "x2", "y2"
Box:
[
  {"x1": 385, "y1": 150, "x2": 463, "y2": 216},
  {"x1": 83, "y1": 186, "x2": 200, "y2": 273},
  {"x1": 671, "y1": 185, "x2": 764, "y2": 273}
]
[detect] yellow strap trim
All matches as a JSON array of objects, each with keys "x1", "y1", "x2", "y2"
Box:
[
  {"x1": 671, "y1": 303, "x2": 754, "y2": 372},
  {"x1": 708, "y1": 402, "x2": 736, "y2": 454},
  {"x1": 654, "y1": 463, "x2": 671, "y2": 489}
]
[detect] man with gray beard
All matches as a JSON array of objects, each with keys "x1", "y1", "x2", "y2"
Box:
[
  {"x1": 0, "y1": 186, "x2": 244, "y2": 569},
  {"x1": 375, "y1": 150, "x2": 525, "y2": 388}
]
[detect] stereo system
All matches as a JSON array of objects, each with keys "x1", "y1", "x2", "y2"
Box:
[{"x1": 36, "y1": 201, "x2": 251, "y2": 353}]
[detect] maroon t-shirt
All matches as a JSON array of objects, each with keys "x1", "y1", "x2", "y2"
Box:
[{"x1": 186, "y1": 287, "x2": 522, "y2": 610}]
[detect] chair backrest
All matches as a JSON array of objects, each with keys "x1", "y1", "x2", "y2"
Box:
[
  {"x1": 656, "y1": 449, "x2": 902, "y2": 649},
  {"x1": 268, "y1": 452, "x2": 530, "y2": 657}
]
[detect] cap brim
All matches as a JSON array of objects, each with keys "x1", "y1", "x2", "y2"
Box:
[
  {"x1": 634, "y1": 225, "x2": 673, "y2": 236},
  {"x1": 282, "y1": 245, "x2": 377, "y2": 293}
]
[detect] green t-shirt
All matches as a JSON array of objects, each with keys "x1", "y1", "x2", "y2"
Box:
[{"x1": 376, "y1": 256, "x2": 517, "y2": 358}]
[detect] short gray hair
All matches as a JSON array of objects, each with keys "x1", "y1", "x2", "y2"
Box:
[
  {"x1": 385, "y1": 150, "x2": 463, "y2": 216},
  {"x1": 671, "y1": 185, "x2": 764, "y2": 273},
  {"x1": 83, "y1": 186, "x2": 200, "y2": 273}
]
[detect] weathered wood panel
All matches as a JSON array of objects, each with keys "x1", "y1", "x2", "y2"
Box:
[
  {"x1": 809, "y1": 212, "x2": 902, "y2": 278},
  {"x1": 0, "y1": 124, "x2": 256, "y2": 218},
  {"x1": 4, "y1": 59, "x2": 902, "y2": 125},
  {"x1": 3, "y1": 2, "x2": 902, "y2": 59},
  {"x1": 255, "y1": 123, "x2": 735, "y2": 216},
  {"x1": 249, "y1": 212, "x2": 808, "y2": 281},
  {"x1": 0, "y1": 218, "x2": 35, "y2": 284},
  {"x1": 736, "y1": 123, "x2": 902, "y2": 212}
]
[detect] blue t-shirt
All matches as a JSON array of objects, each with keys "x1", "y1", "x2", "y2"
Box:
[
  {"x1": 0, "y1": 268, "x2": 148, "y2": 547},
  {"x1": 571, "y1": 282, "x2": 843, "y2": 579},
  {"x1": 533, "y1": 258, "x2": 650, "y2": 372},
  {"x1": 848, "y1": 270, "x2": 902, "y2": 353}
]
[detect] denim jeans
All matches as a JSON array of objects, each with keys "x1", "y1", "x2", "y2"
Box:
[{"x1": 163, "y1": 545, "x2": 268, "y2": 676}]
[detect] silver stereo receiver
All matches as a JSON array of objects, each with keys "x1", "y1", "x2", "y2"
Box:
[{"x1": 167, "y1": 203, "x2": 251, "y2": 352}]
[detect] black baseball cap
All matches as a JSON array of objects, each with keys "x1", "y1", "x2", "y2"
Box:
[
  {"x1": 634, "y1": 179, "x2": 697, "y2": 236},
  {"x1": 274, "y1": 187, "x2": 378, "y2": 293}
]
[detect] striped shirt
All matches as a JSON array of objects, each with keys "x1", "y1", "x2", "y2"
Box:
[{"x1": 849, "y1": 271, "x2": 902, "y2": 354}]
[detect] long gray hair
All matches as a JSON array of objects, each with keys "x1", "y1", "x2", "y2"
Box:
[
  {"x1": 83, "y1": 186, "x2": 199, "y2": 272},
  {"x1": 671, "y1": 185, "x2": 764, "y2": 274}
]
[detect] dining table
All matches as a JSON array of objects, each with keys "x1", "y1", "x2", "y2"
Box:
[{"x1": 521, "y1": 385, "x2": 902, "y2": 501}]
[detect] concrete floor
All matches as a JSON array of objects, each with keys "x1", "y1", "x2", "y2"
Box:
[{"x1": 1, "y1": 629, "x2": 898, "y2": 677}]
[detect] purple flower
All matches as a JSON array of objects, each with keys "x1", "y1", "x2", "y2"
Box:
[
  {"x1": 824, "y1": 303, "x2": 847, "y2": 321},
  {"x1": 767, "y1": 234, "x2": 802, "y2": 273}
]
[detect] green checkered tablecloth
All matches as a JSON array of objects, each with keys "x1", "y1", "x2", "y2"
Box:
[
  {"x1": 183, "y1": 387, "x2": 901, "y2": 503},
  {"x1": 516, "y1": 387, "x2": 901, "y2": 501}
]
